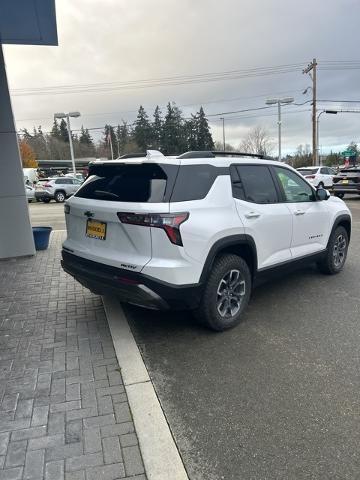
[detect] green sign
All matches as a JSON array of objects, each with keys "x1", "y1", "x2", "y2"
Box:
[{"x1": 341, "y1": 150, "x2": 357, "y2": 157}]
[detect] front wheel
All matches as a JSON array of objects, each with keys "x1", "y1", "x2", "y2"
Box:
[
  {"x1": 55, "y1": 191, "x2": 66, "y2": 203},
  {"x1": 317, "y1": 226, "x2": 349, "y2": 275},
  {"x1": 194, "y1": 254, "x2": 251, "y2": 331},
  {"x1": 334, "y1": 192, "x2": 345, "y2": 199}
]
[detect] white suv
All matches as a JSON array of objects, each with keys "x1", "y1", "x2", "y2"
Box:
[
  {"x1": 62, "y1": 151, "x2": 351, "y2": 331},
  {"x1": 297, "y1": 166, "x2": 335, "y2": 188}
]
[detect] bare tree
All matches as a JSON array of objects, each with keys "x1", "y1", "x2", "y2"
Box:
[{"x1": 239, "y1": 126, "x2": 275, "y2": 156}]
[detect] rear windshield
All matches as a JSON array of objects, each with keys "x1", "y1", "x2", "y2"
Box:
[
  {"x1": 298, "y1": 168, "x2": 318, "y2": 175},
  {"x1": 75, "y1": 163, "x2": 179, "y2": 203}
]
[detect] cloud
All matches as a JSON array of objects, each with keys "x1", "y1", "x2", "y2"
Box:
[{"x1": 4, "y1": 0, "x2": 360, "y2": 154}]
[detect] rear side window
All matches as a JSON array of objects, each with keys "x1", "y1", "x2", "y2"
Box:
[
  {"x1": 170, "y1": 165, "x2": 220, "y2": 202},
  {"x1": 56, "y1": 178, "x2": 72, "y2": 184},
  {"x1": 75, "y1": 163, "x2": 178, "y2": 203},
  {"x1": 231, "y1": 165, "x2": 278, "y2": 204}
]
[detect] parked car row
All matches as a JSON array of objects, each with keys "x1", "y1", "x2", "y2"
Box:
[{"x1": 297, "y1": 165, "x2": 360, "y2": 198}]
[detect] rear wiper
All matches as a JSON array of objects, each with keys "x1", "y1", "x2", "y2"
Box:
[{"x1": 94, "y1": 190, "x2": 119, "y2": 199}]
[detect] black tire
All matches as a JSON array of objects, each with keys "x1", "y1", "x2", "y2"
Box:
[
  {"x1": 42, "y1": 198, "x2": 51, "y2": 203},
  {"x1": 334, "y1": 192, "x2": 344, "y2": 199},
  {"x1": 317, "y1": 226, "x2": 349, "y2": 275},
  {"x1": 194, "y1": 254, "x2": 251, "y2": 331},
  {"x1": 55, "y1": 191, "x2": 66, "y2": 203}
]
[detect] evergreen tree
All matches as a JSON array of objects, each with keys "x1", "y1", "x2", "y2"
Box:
[
  {"x1": 103, "y1": 124, "x2": 116, "y2": 159},
  {"x1": 161, "y1": 102, "x2": 187, "y2": 155},
  {"x1": 134, "y1": 105, "x2": 152, "y2": 151},
  {"x1": 152, "y1": 106, "x2": 162, "y2": 150},
  {"x1": 59, "y1": 119, "x2": 69, "y2": 143},
  {"x1": 196, "y1": 107, "x2": 214, "y2": 150},
  {"x1": 116, "y1": 122, "x2": 130, "y2": 156},
  {"x1": 50, "y1": 119, "x2": 61, "y2": 140},
  {"x1": 184, "y1": 116, "x2": 198, "y2": 151},
  {"x1": 79, "y1": 126, "x2": 93, "y2": 146}
]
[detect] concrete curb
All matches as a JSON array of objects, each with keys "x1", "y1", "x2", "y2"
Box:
[{"x1": 102, "y1": 296, "x2": 189, "y2": 480}]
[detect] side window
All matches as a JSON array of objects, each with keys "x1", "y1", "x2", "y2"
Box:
[
  {"x1": 320, "y1": 167, "x2": 328, "y2": 174},
  {"x1": 232, "y1": 165, "x2": 278, "y2": 204},
  {"x1": 170, "y1": 165, "x2": 218, "y2": 202},
  {"x1": 274, "y1": 167, "x2": 315, "y2": 203}
]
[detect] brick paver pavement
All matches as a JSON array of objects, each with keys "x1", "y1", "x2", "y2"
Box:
[{"x1": 0, "y1": 232, "x2": 147, "y2": 480}]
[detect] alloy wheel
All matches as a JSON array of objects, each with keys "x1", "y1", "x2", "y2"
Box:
[
  {"x1": 216, "y1": 269, "x2": 246, "y2": 318},
  {"x1": 333, "y1": 234, "x2": 347, "y2": 268}
]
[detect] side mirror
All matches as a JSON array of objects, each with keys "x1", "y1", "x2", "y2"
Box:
[{"x1": 316, "y1": 187, "x2": 330, "y2": 201}]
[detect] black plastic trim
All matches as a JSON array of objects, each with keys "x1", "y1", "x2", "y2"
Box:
[
  {"x1": 330, "y1": 214, "x2": 352, "y2": 242},
  {"x1": 61, "y1": 251, "x2": 203, "y2": 310},
  {"x1": 199, "y1": 235, "x2": 258, "y2": 283}
]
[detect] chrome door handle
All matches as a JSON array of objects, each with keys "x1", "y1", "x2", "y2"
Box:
[
  {"x1": 294, "y1": 210, "x2": 305, "y2": 216},
  {"x1": 245, "y1": 212, "x2": 261, "y2": 219}
]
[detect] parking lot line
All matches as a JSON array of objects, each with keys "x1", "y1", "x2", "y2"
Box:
[{"x1": 102, "y1": 296, "x2": 189, "y2": 480}]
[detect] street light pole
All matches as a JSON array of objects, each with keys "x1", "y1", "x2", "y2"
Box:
[
  {"x1": 277, "y1": 101, "x2": 281, "y2": 162},
  {"x1": 266, "y1": 97, "x2": 294, "y2": 162},
  {"x1": 54, "y1": 111, "x2": 81, "y2": 174},
  {"x1": 220, "y1": 117, "x2": 225, "y2": 151},
  {"x1": 65, "y1": 115, "x2": 76, "y2": 174},
  {"x1": 316, "y1": 110, "x2": 338, "y2": 165}
]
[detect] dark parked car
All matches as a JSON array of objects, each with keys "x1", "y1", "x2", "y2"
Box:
[{"x1": 333, "y1": 167, "x2": 360, "y2": 198}]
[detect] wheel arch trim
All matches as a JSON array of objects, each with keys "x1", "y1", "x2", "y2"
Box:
[{"x1": 199, "y1": 235, "x2": 258, "y2": 283}]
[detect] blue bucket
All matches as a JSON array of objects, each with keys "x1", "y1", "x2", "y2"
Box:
[{"x1": 32, "y1": 227, "x2": 53, "y2": 251}]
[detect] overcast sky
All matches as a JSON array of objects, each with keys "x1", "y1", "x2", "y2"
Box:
[{"x1": 4, "y1": 0, "x2": 360, "y2": 155}]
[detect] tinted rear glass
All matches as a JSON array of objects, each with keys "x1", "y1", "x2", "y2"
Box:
[
  {"x1": 233, "y1": 165, "x2": 278, "y2": 204},
  {"x1": 170, "y1": 165, "x2": 222, "y2": 202},
  {"x1": 298, "y1": 168, "x2": 318, "y2": 175},
  {"x1": 75, "y1": 163, "x2": 178, "y2": 203},
  {"x1": 339, "y1": 169, "x2": 360, "y2": 174}
]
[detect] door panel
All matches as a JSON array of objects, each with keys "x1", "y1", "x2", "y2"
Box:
[
  {"x1": 231, "y1": 165, "x2": 292, "y2": 270},
  {"x1": 234, "y1": 200, "x2": 292, "y2": 268},
  {"x1": 273, "y1": 166, "x2": 331, "y2": 258}
]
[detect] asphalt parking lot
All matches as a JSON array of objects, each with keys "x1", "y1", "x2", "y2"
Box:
[
  {"x1": 29, "y1": 201, "x2": 66, "y2": 230},
  {"x1": 31, "y1": 198, "x2": 360, "y2": 480}
]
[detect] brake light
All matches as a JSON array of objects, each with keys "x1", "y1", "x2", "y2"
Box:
[
  {"x1": 305, "y1": 175, "x2": 316, "y2": 179},
  {"x1": 118, "y1": 212, "x2": 189, "y2": 246},
  {"x1": 44, "y1": 183, "x2": 52, "y2": 187}
]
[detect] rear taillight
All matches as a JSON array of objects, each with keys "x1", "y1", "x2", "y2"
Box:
[
  {"x1": 305, "y1": 175, "x2": 315, "y2": 179},
  {"x1": 117, "y1": 212, "x2": 189, "y2": 246},
  {"x1": 44, "y1": 183, "x2": 52, "y2": 187}
]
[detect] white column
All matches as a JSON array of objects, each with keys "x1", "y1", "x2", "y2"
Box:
[{"x1": 0, "y1": 44, "x2": 35, "y2": 258}]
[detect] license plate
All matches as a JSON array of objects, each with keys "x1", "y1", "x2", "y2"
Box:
[
  {"x1": 342, "y1": 179, "x2": 349, "y2": 184},
  {"x1": 86, "y1": 219, "x2": 107, "y2": 240}
]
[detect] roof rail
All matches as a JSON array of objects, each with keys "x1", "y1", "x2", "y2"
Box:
[
  {"x1": 178, "y1": 150, "x2": 269, "y2": 159},
  {"x1": 118, "y1": 153, "x2": 146, "y2": 159}
]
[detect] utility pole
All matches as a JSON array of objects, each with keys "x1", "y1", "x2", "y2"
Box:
[
  {"x1": 303, "y1": 58, "x2": 317, "y2": 165},
  {"x1": 220, "y1": 117, "x2": 226, "y2": 150}
]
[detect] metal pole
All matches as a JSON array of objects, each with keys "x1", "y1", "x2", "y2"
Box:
[
  {"x1": 221, "y1": 117, "x2": 225, "y2": 150},
  {"x1": 277, "y1": 101, "x2": 281, "y2": 161},
  {"x1": 312, "y1": 58, "x2": 317, "y2": 165},
  {"x1": 66, "y1": 115, "x2": 76, "y2": 174},
  {"x1": 316, "y1": 112, "x2": 321, "y2": 165},
  {"x1": 109, "y1": 136, "x2": 114, "y2": 160}
]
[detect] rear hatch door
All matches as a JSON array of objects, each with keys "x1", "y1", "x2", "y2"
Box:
[{"x1": 63, "y1": 161, "x2": 179, "y2": 271}]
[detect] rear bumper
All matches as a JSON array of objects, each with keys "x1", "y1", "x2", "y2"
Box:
[
  {"x1": 61, "y1": 250, "x2": 202, "y2": 310},
  {"x1": 35, "y1": 191, "x2": 53, "y2": 200},
  {"x1": 333, "y1": 184, "x2": 360, "y2": 194}
]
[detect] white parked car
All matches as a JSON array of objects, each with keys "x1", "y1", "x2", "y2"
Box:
[
  {"x1": 35, "y1": 177, "x2": 83, "y2": 203},
  {"x1": 25, "y1": 185, "x2": 35, "y2": 203},
  {"x1": 297, "y1": 166, "x2": 335, "y2": 188},
  {"x1": 62, "y1": 150, "x2": 351, "y2": 331}
]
